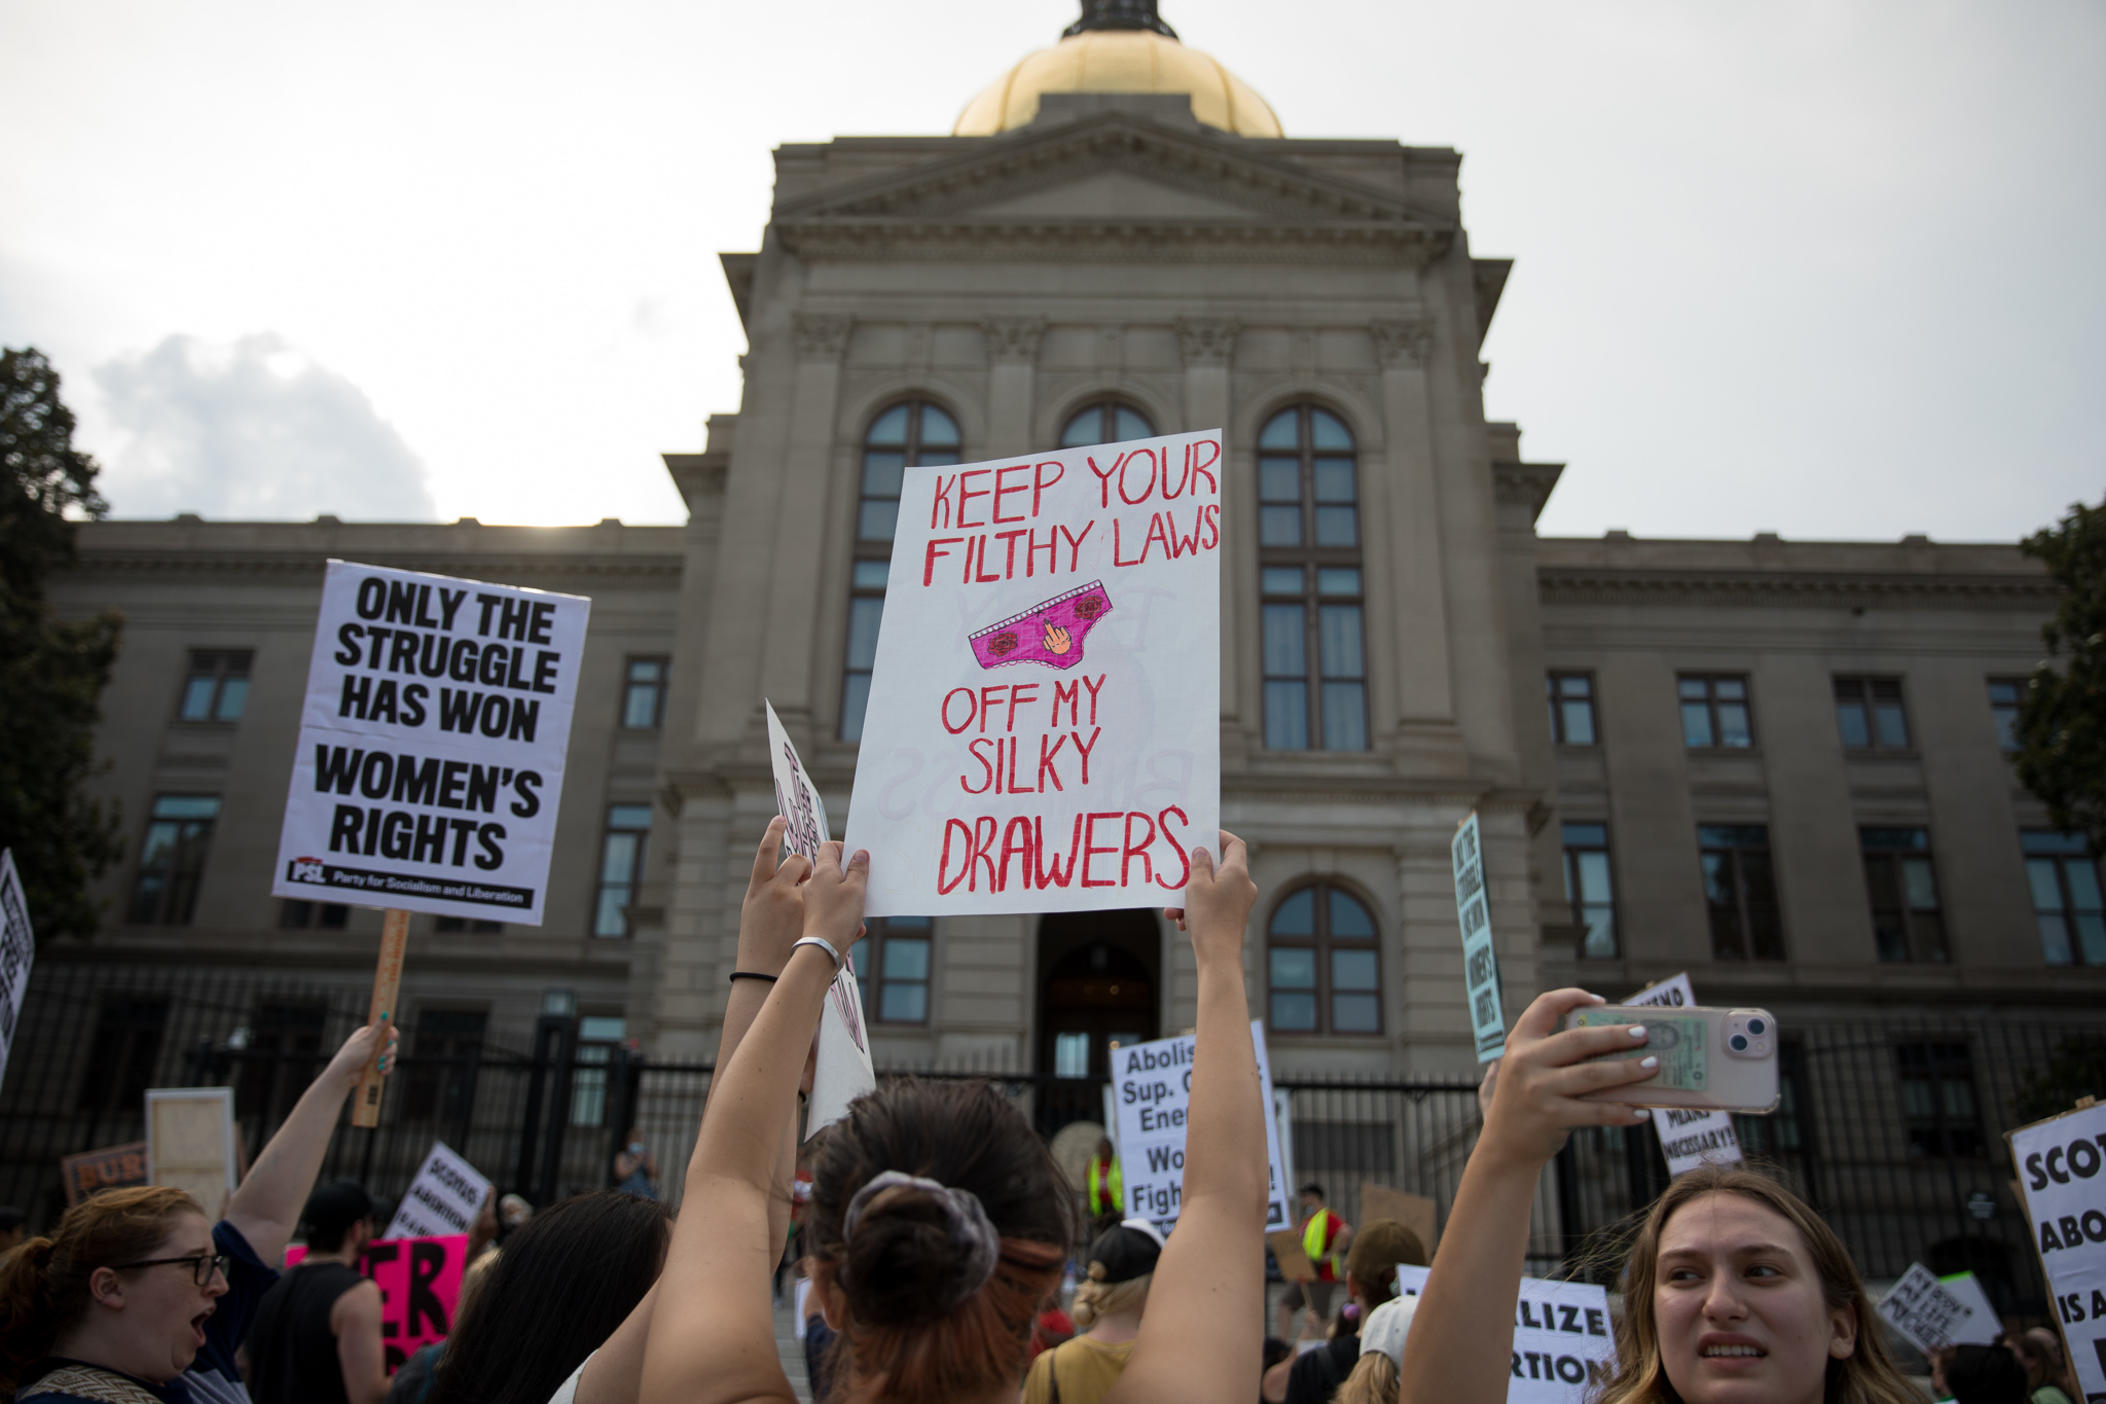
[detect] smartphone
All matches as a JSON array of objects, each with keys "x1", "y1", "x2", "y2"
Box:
[{"x1": 1560, "y1": 1005, "x2": 1781, "y2": 1114}]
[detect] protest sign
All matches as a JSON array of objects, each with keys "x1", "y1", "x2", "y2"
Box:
[
  {"x1": 60, "y1": 1141, "x2": 148, "y2": 1205},
  {"x1": 1394, "y1": 1264, "x2": 1616, "y2": 1401},
  {"x1": 1875, "y1": 1262, "x2": 1999, "y2": 1353},
  {"x1": 1938, "y1": 1272, "x2": 2002, "y2": 1345},
  {"x1": 289, "y1": 1234, "x2": 469, "y2": 1372},
  {"x1": 769, "y1": 702, "x2": 878, "y2": 1141},
  {"x1": 2009, "y1": 1099, "x2": 2106, "y2": 1399},
  {"x1": 842, "y1": 430, "x2": 1223, "y2": 917},
  {"x1": 0, "y1": 850, "x2": 32, "y2": 1091},
  {"x1": 1113, "y1": 1019, "x2": 1289, "y2": 1232},
  {"x1": 384, "y1": 1141, "x2": 492, "y2": 1241},
  {"x1": 146, "y1": 1087, "x2": 238, "y2": 1218},
  {"x1": 1359, "y1": 1182, "x2": 1439, "y2": 1256},
  {"x1": 1453, "y1": 812, "x2": 1505, "y2": 1061},
  {"x1": 1626, "y1": 973, "x2": 1743, "y2": 1176},
  {"x1": 1267, "y1": 1227, "x2": 1318, "y2": 1283},
  {"x1": 271, "y1": 560, "x2": 591, "y2": 926}
]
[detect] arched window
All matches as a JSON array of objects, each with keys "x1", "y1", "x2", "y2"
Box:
[
  {"x1": 842, "y1": 400, "x2": 961, "y2": 740},
  {"x1": 1258, "y1": 404, "x2": 1367, "y2": 751},
  {"x1": 1060, "y1": 400, "x2": 1154, "y2": 448},
  {"x1": 1267, "y1": 884, "x2": 1381, "y2": 1034}
]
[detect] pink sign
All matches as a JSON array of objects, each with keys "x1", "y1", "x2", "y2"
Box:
[{"x1": 286, "y1": 1233, "x2": 470, "y2": 1372}]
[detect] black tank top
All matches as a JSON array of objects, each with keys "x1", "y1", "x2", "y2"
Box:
[{"x1": 245, "y1": 1259, "x2": 367, "y2": 1404}]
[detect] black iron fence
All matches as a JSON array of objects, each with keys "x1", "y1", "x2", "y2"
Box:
[{"x1": 2, "y1": 956, "x2": 2099, "y2": 1323}]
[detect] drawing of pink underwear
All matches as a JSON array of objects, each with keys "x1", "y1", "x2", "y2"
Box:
[{"x1": 968, "y1": 581, "x2": 1113, "y2": 672}]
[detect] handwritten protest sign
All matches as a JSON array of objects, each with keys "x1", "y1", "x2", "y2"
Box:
[
  {"x1": 271, "y1": 561, "x2": 591, "y2": 925},
  {"x1": 1876, "y1": 1262, "x2": 1999, "y2": 1353},
  {"x1": 1453, "y1": 812, "x2": 1505, "y2": 1061},
  {"x1": 289, "y1": 1234, "x2": 469, "y2": 1372},
  {"x1": 384, "y1": 1141, "x2": 492, "y2": 1241},
  {"x1": 842, "y1": 430, "x2": 1223, "y2": 916},
  {"x1": 60, "y1": 1141, "x2": 148, "y2": 1205},
  {"x1": 1395, "y1": 1264, "x2": 1616, "y2": 1401},
  {"x1": 769, "y1": 703, "x2": 877, "y2": 1140},
  {"x1": 2009, "y1": 1100, "x2": 2106, "y2": 1398},
  {"x1": 1626, "y1": 973, "x2": 1742, "y2": 1176},
  {"x1": 1113, "y1": 1019, "x2": 1289, "y2": 1232},
  {"x1": 0, "y1": 850, "x2": 31, "y2": 1091},
  {"x1": 146, "y1": 1087, "x2": 238, "y2": 1218}
]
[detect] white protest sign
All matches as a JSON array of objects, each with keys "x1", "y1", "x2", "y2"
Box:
[
  {"x1": 1625, "y1": 973, "x2": 1743, "y2": 1176},
  {"x1": 842, "y1": 430, "x2": 1223, "y2": 916},
  {"x1": 1875, "y1": 1262, "x2": 1998, "y2": 1353},
  {"x1": 1453, "y1": 812, "x2": 1505, "y2": 1061},
  {"x1": 384, "y1": 1140, "x2": 492, "y2": 1241},
  {"x1": 271, "y1": 561, "x2": 591, "y2": 925},
  {"x1": 145, "y1": 1087, "x2": 238, "y2": 1219},
  {"x1": 0, "y1": 850, "x2": 33, "y2": 1091},
  {"x1": 1113, "y1": 1019, "x2": 1290, "y2": 1233},
  {"x1": 1938, "y1": 1272, "x2": 2002, "y2": 1345},
  {"x1": 1394, "y1": 1264, "x2": 1616, "y2": 1400},
  {"x1": 2010, "y1": 1100, "x2": 2106, "y2": 1398},
  {"x1": 769, "y1": 703, "x2": 878, "y2": 1140}
]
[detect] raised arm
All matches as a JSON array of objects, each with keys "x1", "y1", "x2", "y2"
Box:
[
  {"x1": 1106, "y1": 831, "x2": 1263, "y2": 1404},
  {"x1": 223, "y1": 1019, "x2": 396, "y2": 1263},
  {"x1": 1395, "y1": 989, "x2": 1655, "y2": 1404},
  {"x1": 640, "y1": 839, "x2": 866, "y2": 1404},
  {"x1": 576, "y1": 816, "x2": 813, "y2": 1404}
]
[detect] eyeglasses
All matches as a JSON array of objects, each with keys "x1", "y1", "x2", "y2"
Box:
[{"x1": 112, "y1": 1253, "x2": 230, "y2": 1287}]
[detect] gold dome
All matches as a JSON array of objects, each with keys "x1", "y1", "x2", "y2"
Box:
[{"x1": 954, "y1": 29, "x2": 1282, "y2": 139}]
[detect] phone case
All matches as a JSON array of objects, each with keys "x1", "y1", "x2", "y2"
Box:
[{"x1": 1560, "y1": 1005, "x2": 1781, "y2": 1114}]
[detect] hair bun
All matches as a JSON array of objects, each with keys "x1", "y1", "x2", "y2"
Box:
[{"x1": 841, "y1": 1172, "x2": 1002, "y2": 1325}]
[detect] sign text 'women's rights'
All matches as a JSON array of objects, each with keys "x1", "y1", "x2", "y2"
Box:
[
  {"x1": 272, "y1": 561, "x2": 591, "y2": 925},
  {"x1": 844, "y1": 431, "x2": 1223, "y2": 916}
]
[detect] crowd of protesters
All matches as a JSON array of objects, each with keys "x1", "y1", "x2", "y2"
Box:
[{"x1": 0, "y1": 817, "x2": 2083, "y2": 1404}]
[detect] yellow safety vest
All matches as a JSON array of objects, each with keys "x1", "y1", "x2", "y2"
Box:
[
  {"x1": 1302, "y1": 1209, "x2": 1346, "y2": 1281},
  {"x1": 1087, "y1": 1156, "x2": 1122, "y2": 1216}
]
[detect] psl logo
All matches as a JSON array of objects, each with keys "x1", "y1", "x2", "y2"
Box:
[{"x1": 288, "y1": 857, "x2": 326, "y2": 883}]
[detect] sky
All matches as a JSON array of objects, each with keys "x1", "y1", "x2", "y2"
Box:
[{"x1": 3, "y1": 0, "x2": 2101, "y2": 541}]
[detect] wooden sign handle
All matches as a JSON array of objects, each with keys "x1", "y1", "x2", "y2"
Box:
[{"x1": 352, "y1": 909, "x2": 410, "y2": 1129}]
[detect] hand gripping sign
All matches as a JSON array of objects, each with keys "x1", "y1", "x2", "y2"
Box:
[{"x1": 843, "y1": 431, "x2": 1223, "y2": 917}]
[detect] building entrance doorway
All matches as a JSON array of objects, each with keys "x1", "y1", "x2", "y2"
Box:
[{"x1": 1035, "y1": 909, "x2": 1160, "y2": 1132}]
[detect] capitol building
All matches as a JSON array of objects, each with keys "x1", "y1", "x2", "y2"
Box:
[{"x1": 14, "y1": 0, "x2": 2100, "y2": 1300}]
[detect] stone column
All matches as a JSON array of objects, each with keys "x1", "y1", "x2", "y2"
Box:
[
  {"x1": 984, "y1": 317, "x2": 1045, "y2": 458},
  {"x1": 757, "y1": 312, "x2": 853, "y2": 714},
  {"x1": 1177, "y1": 318, "x2": 1241, "y2": 733}
]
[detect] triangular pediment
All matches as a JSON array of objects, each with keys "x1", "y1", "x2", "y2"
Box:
[{"x1": 773, "y1": 111, "x2": 1453, "y2": 233}]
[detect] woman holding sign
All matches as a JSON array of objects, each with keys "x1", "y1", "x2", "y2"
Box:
[
  {"x1": 1398, "y1": 990, "x2": 1918, "y2": 1404},
  {"x1": 638, "y1": 828, "x2": 1268, "y2": 1404}
]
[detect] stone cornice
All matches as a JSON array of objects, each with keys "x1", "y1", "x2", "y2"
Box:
[
  {"x1": 1493, "y1": 460, "x2": 1564, "y2": 523},
  {"x1": 70, "y1": 549, "x2": 682, "y2": 580},
  {"x1": 1471, "y1": 259, "x2": 1511, "y2": 346},
  {"x1": 1538, "y1": 566, "x2": 2056, "y2": 606},
  {"x1": 775, "y1": 219, "x2": 1446, "y2": 267}
]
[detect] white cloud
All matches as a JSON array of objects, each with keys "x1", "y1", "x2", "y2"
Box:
[{"x1": 91, "y1": 333, "x2": 437, "y2": 522}]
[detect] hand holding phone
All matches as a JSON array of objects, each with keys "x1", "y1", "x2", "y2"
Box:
[{"x1": 1558, "y1": 1005, "x2": 1780, "y2": 1113}]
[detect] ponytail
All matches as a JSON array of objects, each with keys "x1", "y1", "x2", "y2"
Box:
[
  {"x1": 0, "y1": 1187, "x2": 204, "y2": 1391},
  {"x1": 1334, "y1": 1348, "x2": 1400, "y2": 1404}
]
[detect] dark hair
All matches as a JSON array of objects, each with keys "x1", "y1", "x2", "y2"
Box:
[
  {"x1": 1299, "y1": 1182, "x2": 1325, "y2": 1200},
  {"x1": 0, "y1": 1208, "x2": 26, "y2": 1234},
  {"x1": 301, "y1": 1179, "x2": 375, "y2": 1253},
  {"x1": 1944, "y1": 1344, "x2": 2028, "y2": 1404},
  {"x1": 430, "y1": 1191, "x2": 669, "y2": 1404},
  {"x1": 807, "y1": 1079, "x2": 1073, "y2": 1404},
  {"x1": 0, "y1": 1186, "x2": 204, "y2": 1391}
]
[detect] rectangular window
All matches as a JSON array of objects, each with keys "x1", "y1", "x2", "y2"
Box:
[
  {"x1": 1699, "y1": 824, "x2": 1784, "y2": 960},
  {"x1": 435, "y1": 916, "x2": 503, "y2": 933},
  {"x1": 177, "y1": 650, "x2": 251, "y2": 723},
  {"x1": 1561, "y1": 822, "x2": 1617, "y2": 958},
  {"x1": 129, "y1": 795, "x2": 221, "y2": 925},
  {"x1": 849, "y1": 917, "x2": 934, "y2": 1025},
  {"x1": 621, "y1": 657, "x2": 668, "y2": 730},
  {"x1": 570, "y1": 1015, "x2": 627, "y2": 1127},
  {"x1": 1547, "y1": 672, "x2": 1598, "y2": 746},
  {"x1": 2023, "y1": 831, "x2": 2106, "y2": 966},
  {"x1": 841, "y1": 563, "x2": 888, "y2": 742},
  {"x1": 1987, "y1": 678, "x2": 2024, "y2": 754},
  {"x1": 1894, "y1": 1041, "x2": 1984, "y2": 1159},
  {"x1": 593, "y1": 805, "x2": 654, "y2": 938},
  {"x1": 403, "y1": 1008, "x2": 488, "y2": 1123},
  {"x1": 236, "y1": 1002, "x2": 327, "y2": 1123},
  {"x1": 1834, "y1": 676, "x2": 1910, "y2": 751},
  {"x1": 76, "y1": 996, "x2": 169, "y2": 1114},
  {"x1": 1861, "y1": 828, "x2": 1946, "y2": 962},
  {"x1": 1678, "y1": 675, "x2": 1754, "y2": 749},
  {"x1": 279, "y1": 900, "x2": 348, "y2": 930}
]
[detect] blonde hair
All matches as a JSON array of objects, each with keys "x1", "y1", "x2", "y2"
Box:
[
  {"x1": 1334, "y1": 1348, "x2": 1399, "y2": 1404},
  {"x1": 1071, "y1": 1264, "x2": 1151, "y2": 1329},
  {"x1": 1589, "y1": 1168, "x2": 1920, "y2": 1404}
]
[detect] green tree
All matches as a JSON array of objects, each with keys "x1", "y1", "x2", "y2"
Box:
[
  {"x1": 2015, "y1": 496, "x2": 2106, "y2": 852},
  {"x1": 1, "y1": 347, "x2": 124, "y2": 939}
]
